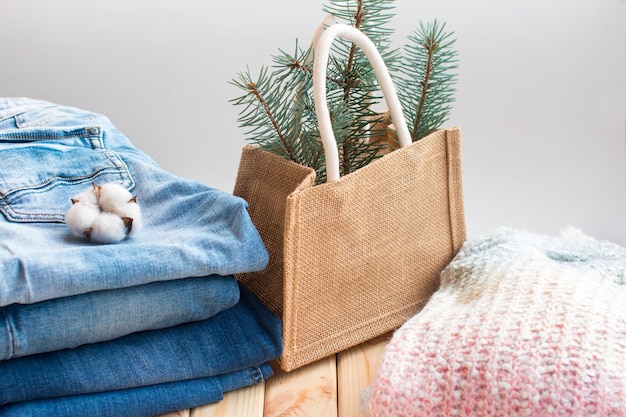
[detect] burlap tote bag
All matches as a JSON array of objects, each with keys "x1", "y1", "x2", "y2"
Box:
[{"x1": 234, "y1": 24, "x2": 466, "y2": 371}]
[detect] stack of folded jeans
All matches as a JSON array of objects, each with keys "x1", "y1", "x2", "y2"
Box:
[{"x1": 0, "y1": 98, "x2": 282, "y2": 417}]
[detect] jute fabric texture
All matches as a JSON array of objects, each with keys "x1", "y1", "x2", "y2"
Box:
[{"x1": 234, "y1": 126, "x2": 465, "y2": 371}]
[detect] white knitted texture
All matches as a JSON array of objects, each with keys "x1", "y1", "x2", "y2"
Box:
[{"x1": 369, "y1": 227, "x2": 626, "y2": 417}]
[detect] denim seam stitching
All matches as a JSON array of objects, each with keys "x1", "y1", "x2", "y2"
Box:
[
  {"x1": 0, "y1": 127, "x2": 99, "y2": 141},
  {"x1": 248, "y1": 366, "x2": 263, "y2": 384},
  {"x1": 0, "y1": 104, "x2": 50, "y2": 122},
  {"x1": 0, "y1": 126, "x2": 134, "y2": 222},
  {"x1": 15, "y1": 112, "x2": 100, "y2": 129},
  {"x1": 100, "y1": 151, "x2": 134, "y2": 187},
  {"x1": 1, "y1": 177, "x2": 128, "y2": 221},
  {"x1": 1, "y1": 166, "x2": 123, "y2": 198}
]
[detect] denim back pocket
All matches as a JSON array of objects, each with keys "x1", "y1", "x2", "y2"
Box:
[{"x1": 0, "y1": 126, "x2": 134, "y2": 223}]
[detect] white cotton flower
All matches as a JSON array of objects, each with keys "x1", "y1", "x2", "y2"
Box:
[
  {"x1": 114, "y1": 197, "x2": 142, "y2": 235},
  {"x1": 65, "y1": 187, "x2": 101, "y2": 238},
  {"x1": 86, "y1": 212, "x2": 131, "y2": 244},
  {"x1": 65, "y1": 202, "x2": 100, "y2": 238},
  {"x1": 65, "y1": 182, "x2": 143, "y2": 243},
  {"x1": 93, "y1": 182, "x2": 134, "y2": 213},
  {"x1": 70, "y1": 187, "x2": 99, "y2": 206},
  {"x1": 94, "y1": 182, "x2": 142, "y2": 235}
]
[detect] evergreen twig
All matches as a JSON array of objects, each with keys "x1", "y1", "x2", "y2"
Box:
[
  {"x1": 397, "y1": 20, "x2": 458, "y2": 140},
  {"x1": 230, "y1": 1, "x2": 458, "y2": 184}
]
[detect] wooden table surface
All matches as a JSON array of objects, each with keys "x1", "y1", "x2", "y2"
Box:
[{"x1": 158, "y1": 333, "x2": 391, "y2": 417}]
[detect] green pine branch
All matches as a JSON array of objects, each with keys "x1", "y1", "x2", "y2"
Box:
[
  {"x1": 396, "y1": 20, "x2": 458, "y2": 140},
  {"x1": 321, "y1": 0, "x2": 400, "y2": 176},
  {"x1": 230, "y1": 1, "x2": 458, "y2": 184},
  {"x1": 230, "y1": 41, "x2": 317, "y2": 163}
]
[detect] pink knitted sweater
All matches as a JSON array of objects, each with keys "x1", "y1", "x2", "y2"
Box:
[{"x1": 368, "y1": 227, "x2": 626, "y2": 417}]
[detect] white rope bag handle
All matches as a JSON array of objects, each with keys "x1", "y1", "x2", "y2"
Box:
[{"x1": 313, "y1": 24, "x2": 413, "y2": 183}]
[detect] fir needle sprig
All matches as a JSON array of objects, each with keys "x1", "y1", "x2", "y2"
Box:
[
  {"x1": 397, "y1": 20, "x2": 459, "y2": 140},
  {"x1": 322, "y1": 0, "x2": 400, "y2": 176},
  {"x1": 247, "y1": 78, "x2": 296, "y2": 162},
  {"x1": 230, "y1": 0, "x2": 458, "y2": 183}
]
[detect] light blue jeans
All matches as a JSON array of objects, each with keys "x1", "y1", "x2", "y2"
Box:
[
  {"x1": 0, "y1": 274, "x2": 240, "y2": 361},
  {"x1": 0, "y1": 97, "x2": 268, "y2": 306},
  {"x1": 0, "y1": 284, "x2": 282, "y2": 416}
]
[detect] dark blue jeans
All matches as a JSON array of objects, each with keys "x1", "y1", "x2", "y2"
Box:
[
  {"x1": 2, "y1": 364, "x2": 273, "y2": 417},
  {"x1": 0, "y1": 284, "x2": 282, "y2": 416}
]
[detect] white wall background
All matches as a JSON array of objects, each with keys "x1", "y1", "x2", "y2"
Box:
[{"x1": 1, "y1": 0, "x2": 625, "y2": 246}]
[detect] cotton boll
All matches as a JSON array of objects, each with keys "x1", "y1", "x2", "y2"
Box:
[
  {"x1": 94, "y1": 182, "x2": 142, "y2": 235},
  {"x1": 114, "y1": 197, "x2": 142, "y2": 235},
  {"x1": 66, "y1": 183, "x2": 142, "y2": 243},
  {"x1": 94, "y1": 183, "x2": 134, "y2": 213},
  {"x1": 66, "y1": 186, "x2": 100, "y2": 238},
  {"x1": 65, "y1": 203, "x2": 100, "y2": 238},
  {"x1": 70, "y1": 187, "x2": 99, "y2": 206},
  {"x1": 86, "y1": 212, "x2": 130, "y2": 244}
]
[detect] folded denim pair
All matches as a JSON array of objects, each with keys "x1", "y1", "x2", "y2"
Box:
[
  {"x1": 0, "y1": 283, "x2": 283, "y2": 416},
  {"x1": 0, "y1": 275, "x2": 240, "y2": 361},
  {"x1": 0, "y1": 98, "x2": 269, "y2": 306},
  {"x1": 2, "y1": 363, "x2": 273, "y2": 417}
]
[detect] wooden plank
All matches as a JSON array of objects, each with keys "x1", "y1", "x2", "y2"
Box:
[
  {"x1": 336, "y1": 333, "x2": 392, "y2": 417},
  {"x1": 189, "y1": 382, "x2": 265, "y2": 417},
  {"x1": 157, "y1": 410, "x2": 190, "y2": 417},
  {"x1": 264, "y1": 356, "x2": 338, "y2": 417}
]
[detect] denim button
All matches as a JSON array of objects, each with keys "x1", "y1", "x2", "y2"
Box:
[{"x1": 88, "y1": 126, "x2": 100, "y2": 135}]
